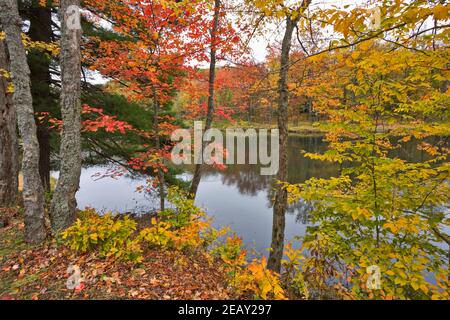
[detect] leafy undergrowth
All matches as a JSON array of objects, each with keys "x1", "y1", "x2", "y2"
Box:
[
  {"x1": 1, "y1": 187, "x2": 306, "y2": 301},
  {"x1": 0, "y1": 209, "x2": 235, "y2": 300}
]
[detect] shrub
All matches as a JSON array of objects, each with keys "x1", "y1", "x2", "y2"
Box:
[
  {"x1": 212, "y1": 235, "x2": 286, "y2": 300},
  {"x1": 61, "y1": 210, "x2": 142, "y2": 262},
  {"x1": 211, "y1": 235, "x2": 247, "y2": 270},
  {"x1": 139, "y1": 217, "x2": 209, "y2": 251},
  {"x1": 236, "y1": 257, "x2": 286, "y2": 300},
  {"x1": 159, "y1": 186, "x2": 202, "y2": 228},
  {"x1": 139, "y1": 219, "x2": 172, "y2": 248},
  {"x1": 281, "y1": 244, "x2": 309, "y2": 299},
  {"x1": 139, "y1": 187, "x2": 214, "y2": 251}
]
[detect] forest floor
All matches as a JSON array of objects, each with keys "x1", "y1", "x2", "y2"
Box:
[{"x1": 0, "y1": 207, "x2": 236, "y2": 300}]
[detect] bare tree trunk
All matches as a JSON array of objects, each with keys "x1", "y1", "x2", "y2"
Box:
[
  {"x1": 152, "y1": 87, "x2": 165, "y2": 212},
  {"x1": 37, "y1": 126, "x2": 51, "y2": 191},
  {"x1": 267, "y1": 17, "x2": 297, "y2": 273},
  {"x1": 0, "y1": 39, "x2": 18, "y2": 206},
  {"x1": 189, "y1": 0, "x2": 221, "y2": 198},
  {"x1": 28, "y1": 6, "x2": 54, "y2": 192},
  {"x1": 267, "y1": 0, "x2": 311, "y2": 274},
  {"x1": 0, "y1": 0, "x2": 46, "y2": 243},
  {"x1": 50, "y1": 0, "x2": 82, "y2": 233}
]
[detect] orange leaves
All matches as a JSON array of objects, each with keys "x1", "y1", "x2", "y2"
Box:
[
  {"x1": 85, "y1": 0, "x2": 243, "y2": 105},
  {"x1": 433, "y1": 4, "x2": 449, "y2": 20},
  {"x1": 151, "y1": 31, "x2": 159, "y2": 41},
  {"x1": 212, "y1": 235, "x2": 288, "y2": 300},
  {"x1": 239, "y1": 257, "x2": 286, "y2": 300},
  {"x1": 82, "y1": 104, "x2": 135, "y2": 134}
]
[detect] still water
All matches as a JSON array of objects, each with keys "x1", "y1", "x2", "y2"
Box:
[{"x1": 69, "y1": 135, "x2": 431, "y2": 253}]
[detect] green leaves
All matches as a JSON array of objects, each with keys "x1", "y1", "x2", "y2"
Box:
[
  {"x1": 283, "y1": 35, "x2": 450, "y2": 299},
  {"x1": 62, "y1": 210, "x2": 142, "y2": 262}
]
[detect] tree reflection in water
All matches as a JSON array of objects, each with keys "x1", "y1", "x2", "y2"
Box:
[{"x1": 182, "y1": 135, "x2": 432, "y2": 258}]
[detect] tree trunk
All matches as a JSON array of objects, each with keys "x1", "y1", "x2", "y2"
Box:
[
  {"x1": 189, "y1": 0, "x2": 220, "y2": 198},
  {"x1": 0, "y1": 0, "x2": 46, "y2": 243},
  {"x1": 0, "y1": 39, "x2": 19, "y2": 206},
  {"x1": 37, "y1": 126, "x2": 51, "y2": 191},
  {"x1": 152, "y1": 87, "x2": 165, "y2": 212},
  {"x1": 28, "y1": 6, "x2": 53, "y2": 192},
  {"x1": 50, "y1": 0, "x2": 82, "y2": 233},
  {"x1": 267, "y1": 17, "x2": 297, "y2": 273}
]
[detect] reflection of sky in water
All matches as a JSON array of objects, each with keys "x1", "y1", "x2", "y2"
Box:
[
  {"x1": 59, "y1": 136, "x2": 449, "y2": 259},
  {"x1": 53, "y1": 166, "x2": 159, "y2": 214},
  {"x1": 57, "y1": 166, "x2": 308, "y2": 254},
  {"x1": 193, "y1": 173, "x2": 307, "y2": 253}
]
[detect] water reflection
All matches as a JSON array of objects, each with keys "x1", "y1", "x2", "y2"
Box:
[{"x1": 73, "y1": 135, "x2": 437, "y2": 254}]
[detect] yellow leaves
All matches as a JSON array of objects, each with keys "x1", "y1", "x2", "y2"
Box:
[
  {"x1": 359, "y1": 41, "x2": 372, "y2": 52},
  {"x1": 7, "y1": 83, "x2": 14, "y2": 94},
  {"x1": 0, "y1": 68, "x2": 10, "y2": 79},
  {"x1": 89, "y1": 233, "x2": 98, "y2": 242},
  {"x1": 21, "y1": 33, "x2": 60, "y2": 56},
  {"x1": 62, "y1": 211, "x2": 141, "y2": 262},
  {"x1": 308, "y1": 53, "x2": 326, "y2": 63},
  {"x1": 418, "y1": 142, "x2": 440, "y2": 157},
  {"x1": 236, "y1": 257, "x2": 286, "y2": 300},
  {"x1": 140, "y1": 218, "x2": 207, "y2": 251},
  {"x1": 214, "y1": 237, "x2": 291, "y2": 300},
  {"x1": 140, "y1": 221, "x2": 172, "y2": 248},
  {"x1": 284, "y1": 243, "x2": 304, "y2": 264},
  {"x1": 385, "y1": 269, "x2": 395, "y2": 277},
  {"x1": 351, "y1": 208, "x2": 372, "y2": 221},
  {"x1": 383, "y1": 216, "x2": 423, "y2": 235},
  {"x1": 351, "y1": 51, "x2": 361, "y2": 60},
  {"x1": 0, "y1": 68, "x2": 14, "y2": 93},
  {"x1": 250, "y1": 0, "x2": 310, "y2": 20},
  {"x1": 63, "y1": 195, "x2": 214, "y2": 263},
  {"x1": 304, "y1": 150, "x2": 350, "y2": 164},
  {"x1": 433, "y1": 4, "x2": 449, "y2": 20},
  {"x1": 213, "y1": 235, "x2": 247, "y2": 269}
]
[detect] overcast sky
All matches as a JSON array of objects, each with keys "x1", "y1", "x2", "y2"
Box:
[
  {"x1": 86, "y1": 0, "x2": 365, "y2": 83},
  {"x1": 248, "y1": 0, "x2": 361, "y2": 62}
]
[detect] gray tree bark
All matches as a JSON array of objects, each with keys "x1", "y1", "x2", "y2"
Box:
[
  {"x1": 50, "y1": 0, "x2": 82, "y2": 233},
  {"x1": 0, "y1": 0, "x2": 46, "y2": 243},
  {"x1": 0, "y1": 39, "x2": 19, "y2": 206},
  {"x1": 189, "y1": 0, "x2": 221, "y2": 198}
]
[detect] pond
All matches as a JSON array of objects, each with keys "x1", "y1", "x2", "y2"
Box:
[{"x1": 66, "y1": 135, "x2": 434, "y2": 254}]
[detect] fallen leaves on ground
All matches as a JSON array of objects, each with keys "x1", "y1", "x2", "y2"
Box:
[{"x1": 0, "y1": 211, "x2": 236, "y2": 300}]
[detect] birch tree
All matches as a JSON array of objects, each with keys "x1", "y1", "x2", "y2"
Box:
[{"x1": 50, "y1": 0, "x2": 82, "y2": 232}]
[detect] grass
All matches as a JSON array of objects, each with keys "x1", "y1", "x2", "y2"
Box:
[{"x1": 212, "y1": 120, "x2": 326, "y2": 135}]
